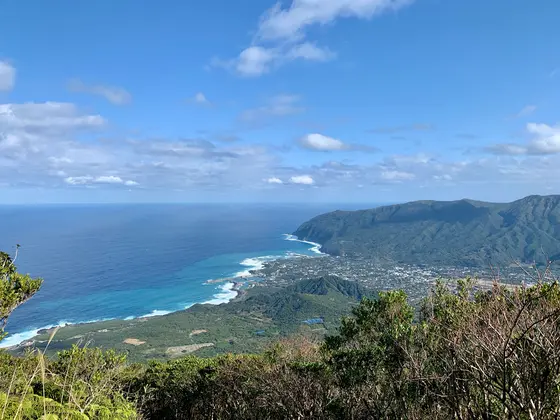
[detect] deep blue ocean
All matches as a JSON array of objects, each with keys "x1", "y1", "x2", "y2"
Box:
[{"x1": 0, "y1": 203, "x2": 369, "y2": 347}]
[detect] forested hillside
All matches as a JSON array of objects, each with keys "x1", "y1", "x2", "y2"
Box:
[{"x1": 294, "y1": 195, "x2": 560, "y2": 266}]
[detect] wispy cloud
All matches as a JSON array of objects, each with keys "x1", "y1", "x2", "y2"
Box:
[
  {"x1": 486, "y1": 144, "x2": 528, "y2": 156},
  {"x1": 239, "y1": 94, "x2": 304, "y2": 124},
  {"x1": 512, "y1": 105, "x2": 537, "y2": 119},
  {"x1": 255, "y1": 0, "x2": 413, "y2": 42},
  {"x1": 214, "y1": 43, "x2": 334, "y2": 77},
  {"x1": 0, "y1": 61, "x2": 15, "y2": 91},
  {"x1": 68, "y1": 79, "x2": 132, "y2": 105},
  {"x1": 381, "y1": 170, "x2": 415, "y2": 181},
  {"x1": 0, "y1": 102, "x2": 106, "y2": 132},
  {"x1": 215, "y1": 0, "x2": 414, "y2": 76}
]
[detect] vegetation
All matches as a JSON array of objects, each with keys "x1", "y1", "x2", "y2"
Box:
[
  {"x1": 0, "y1": 248, "x2": 42, "y2": 341},
  {"x1": 294, "y1": 194, "x2": 560, "y2": 266},
  {"x1": 120, "y1": 277, "x2": 560, "y2": 419},
  {"x1": 19, "y1": 275, "x2": 369, "y2": 362},
  {"x1": 2, "y1": 250, "x2": 560, "y2": 418}
]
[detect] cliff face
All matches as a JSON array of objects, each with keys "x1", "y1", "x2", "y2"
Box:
[{"x1": 294, "y1": 195, "x2": 560, "y2": 266}]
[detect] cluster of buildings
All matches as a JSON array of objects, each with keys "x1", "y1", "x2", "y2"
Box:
[{"x1": 252, "y1": 255, "x2": 553, "y2": 304}]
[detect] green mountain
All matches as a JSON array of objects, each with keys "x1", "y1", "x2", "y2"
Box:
[
  {"x1": 294, "y1": 195, "x2": 560, "y2": 266},
  {"x1": 235, "y1": 275, "x2": 369, "y2": 323}
]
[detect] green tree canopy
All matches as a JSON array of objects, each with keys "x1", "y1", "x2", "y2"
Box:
[{"x1": 0, "y1": 247, "x2": 43, "y2": 341}]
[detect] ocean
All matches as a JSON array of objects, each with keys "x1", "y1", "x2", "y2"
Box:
[{"x1": 0, "y1": 203, "x2": 367, "y2": 347}]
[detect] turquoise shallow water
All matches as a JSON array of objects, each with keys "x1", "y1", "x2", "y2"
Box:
[{"x1": 0, "y1": 203, "x2": 361, "y2": 346}]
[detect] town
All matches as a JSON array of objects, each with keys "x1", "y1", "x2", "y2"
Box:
[{"x1": 251, "y1": 254, "x2": 554, "y2": 304}]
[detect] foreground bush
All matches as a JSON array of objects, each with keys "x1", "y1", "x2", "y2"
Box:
[{"x1": 125, "y1": 337, "x2": 335, "y2": 419}]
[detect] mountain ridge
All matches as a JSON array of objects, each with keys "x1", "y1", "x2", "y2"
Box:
[{"x1": 294, "y1": 195, "x2": 560, "y2": 266}]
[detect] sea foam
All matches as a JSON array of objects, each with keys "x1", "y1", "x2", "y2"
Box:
[
  {"x1": 283, "y1": 234, "x2": 324, "y2": 255},
  {"x1": 138, "y1": 309, "x2": 173, "y2": 318},
  {"x1": 0, "y1": 317, "x2": 114, "y2": 349},
  {"x1": 235, "y1": 255, "x2": 279, "y2": 277},
  {"x1": 0, "y1": 321, "x2": 69, "y2": 348},
  {"x1": 203, "y1": 282, "x2": 238, "y2": 305}
]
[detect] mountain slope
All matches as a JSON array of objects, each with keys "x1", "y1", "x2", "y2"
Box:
[
  {"x1": 234, "y1": 275, "x2": 369, "y2": 323},
  {"x1": 294, "y1": 195, "x2": 560, "y2": 266}
]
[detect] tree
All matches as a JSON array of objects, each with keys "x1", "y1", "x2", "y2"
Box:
[
  {"x1": 0, "y1": 247, "x2": 43, "y2": 341},
  {"x1": 322, "y1": 291, "x2": 418, "y2": 418}
]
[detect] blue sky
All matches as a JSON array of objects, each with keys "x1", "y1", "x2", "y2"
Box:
[{"x1": 1, "y1": 0, "x2": 559, "y2": 204}]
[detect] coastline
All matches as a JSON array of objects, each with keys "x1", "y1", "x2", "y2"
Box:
[{"x1": 1, "y1": 234, "x2": 324, "y2": 349}]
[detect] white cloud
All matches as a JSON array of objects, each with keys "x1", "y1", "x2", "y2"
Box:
[
  {"x1": 285, "y1": 42, "x2": 334, "y2": 61},
  {"x1": 489, "y1": 122, "x2": 560, "y2": 155},
  {"x1": 290, "y1": 175, "x2": 314, "y2": 185},
  {"x1": 526, "y1": 123, "x2": 560, "y2": 154},
  {"x1": 381, "y1": 170, "x2": 415, "y2": 181},
  {"x1": 433, "y1": 174, "x2": 453, "y2": 181},
  {"x1": 256, "y1": 0, "x2": 413, "y2": 42},
  {"x1": 3, "y1": 96, "x2": 559, "y2": 201},
  {"x1": 299, "y1": 133, "x2": 347, "y2": 151},
  {"x1": 0, "y1": 102, "x2": 105, "y2": 131},
  {"x1": 266, "y1": 177, "x2": 283, "y2": 184},
  {"x1": 0, "y1": 100, "x2": 281, "y2": 192},
  {"x1": 68, "y1": 79, "x2": 132, "y2": 105},
  {"x1": 0, "y1": 102, "x2": 107, "y2": 169},
  {"x1": 226, "y1": 43, "x2": 333, "y2": 77},
  {"x1": 240, "y1": 94, "x2": 304, "y2": 123},
  {"x1": 0, "y1": 61, "x2": 15, "y2": 91},
  {"x1": 295, "y1": 152, "x2": 560, "y2": 197},
  {"x1": 64, "y1": 176, "x2": 93, "y2": 185},
  {"x1": 95, "y1": 175, "x2": 124, "y2": 184},
  {"x1": 527, "y1": 123, "x2": 558, "y2": 137},
  {"x1": 235, "y1": 46, "x2": 277, "y2": 76},
  {"x1": 64, "y1": 175, "x2": 138, "y2": 186},
  {"x1": 218, "y1": 0, "x2": 413, "y2": 76}
]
